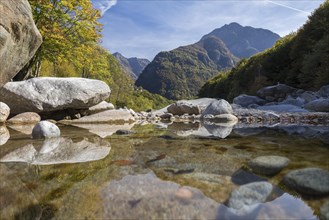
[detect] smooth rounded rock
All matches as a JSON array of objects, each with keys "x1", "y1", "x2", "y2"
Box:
[
  {"x1": 233, "y1": 94, "x2": 267, "y2": 108},
  {"x1": 304, "y1": 98, "x2": 329, "y2": 112},
  {"x1": 0, "y1": 126, "x2": 10, "y2": 145},
  {"x1": 202, "y1": 99, "x2": 233, "y2": 117},
  {"x1": 283, "y1": 168, "x2": 329, "y2": 196},
  {"x1": 228, "y1": 182, "x2": 273, "y2": 216},
  {"x1": 0, "y1": 102, "x2": 10, "y2": 123},
  {"x1": 32, "y1": 121, "x2": 60, "y2": 139},
  {"x1": 7, "y1": 112, "x2": 41, "y2": 124},
  {"x1": 248, "y1": 156, "x2": 290, "y2": 175},
  {"x1": 0, "y1": 77, "x2": 111, "y2": 114}
]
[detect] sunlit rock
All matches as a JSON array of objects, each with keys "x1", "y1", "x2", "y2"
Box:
[
  {"x1": 7, "y1": 112, "x2": 41, "y2": 124},
  {"x1": 7, "y1": 124, "x2": 35, "y2": 135},
  {"x1": 0, "y1": 126, "x2": 10, "y2": 145},
  {"x1": 167, "y1": 98, "x2": 217, "y2": 116},
  {"x1": 0, "y1": 77, "x2": 110, "y2": 114},
  {"x1": 32, "y1": 121, "x2": 60, "y2": 139},
  {"x1": 0, "y1": 102, "x2": 10, "y2": 123},
  {"x1": 60, "y1": 109, "x2": 135, "y2": 124},
  {"x1": 0, "y1": 0, "x2": 42, "y2": 87}
]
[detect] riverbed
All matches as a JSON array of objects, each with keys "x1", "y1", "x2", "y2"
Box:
[{"x1": 0, "y1": 122, "x2": 328, "y2": 219}]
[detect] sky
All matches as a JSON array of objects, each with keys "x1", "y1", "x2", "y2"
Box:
[{"x1": 92, "y1": 0, "x2": 325, "y2": 60}]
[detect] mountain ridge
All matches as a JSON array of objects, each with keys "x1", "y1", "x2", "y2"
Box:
[
  {"x1": 135, "y1": 35, "x2": 239, "y2": 100},
  {"x1": 113, "y1": 52, "x2": 150, "y2": 81},
  {"x1": 136, "y1": 22, "x2": 280, "y2": 100},
  {"x1": 200, "y1": 2, "x2": 329, "y2": 100}
]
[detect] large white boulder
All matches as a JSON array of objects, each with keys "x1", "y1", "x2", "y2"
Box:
[{"x1": 0, "y1": 77, "x2": 111, "y2": 114}]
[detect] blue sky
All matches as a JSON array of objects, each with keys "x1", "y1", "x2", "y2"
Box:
[{"x1": 92, "y1": 0, "x2": 324, "y2": 60}]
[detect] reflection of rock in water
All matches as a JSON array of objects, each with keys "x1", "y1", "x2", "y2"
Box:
[
  {"x1": 101, "y1": 172, "x2": 225, "y2": 219},
  {"x1": 174, "y1": 122, "x2": 233, "y2": 139},
  {"x1": 204, "y1": 124, "x2": 233, "y2": 138},
  {"x1": 0, "y1": 126, "x2": 10, "y2": 145},
  {"x1": 233, "y1": 124, "x2": 329, "y2": 144},
  {"x1": 0, "y1": 137, "x2": 111, "y2": 165},
  {"x1": 0, "y1": 164, "x2": 42, "y2": 219},
  {"x1": 7, "y1": 124, "x2": 36, "y2": 135},
  {"x1": 69, "y1": 123, "x2": 135, "y2": 138}
]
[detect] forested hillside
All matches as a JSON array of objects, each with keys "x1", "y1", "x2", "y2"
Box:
[
  {"x1": 200, "y1": 1, "x2": 329, "y2": 100},
  {"x1": 23, "y1": 0, "x2": 170, "y2": 111},
  {"x1": 113, "y1": 52, "x2": 150, "y2": 80},
  {"x1": 136, "y1": 36, "x2": 239, "y2": 100}
]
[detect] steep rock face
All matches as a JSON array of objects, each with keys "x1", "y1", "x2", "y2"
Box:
[
  {"x1": 203, "y1": 22, "x2": 280, "y2": 58},
  {"x1": 0, "y1": 0, "x2": 42, "y2": 87},
  {"x1": 113, "y1": 52, "x2": 150, "y2": 80},
  {"x1": 0, "y1": 77, "x2": 111, "y2": 114},
  {"x1": 136, "y1": 36, "x2": 238, "y2": 100}
]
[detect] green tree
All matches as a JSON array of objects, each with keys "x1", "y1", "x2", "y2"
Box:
[{"x1": 15, "y1": 0, "x2": 103, "y2": 80}]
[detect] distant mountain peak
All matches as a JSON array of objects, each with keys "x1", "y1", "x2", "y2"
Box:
[
  {"x1": 204, "y1": 23, "x2": 280, "y2": 58},
  {"x1": 113, "y1": 53, "x2": 150, "y2": 81}
]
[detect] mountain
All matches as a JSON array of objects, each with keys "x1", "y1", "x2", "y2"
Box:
[
  {"x1": 200, "y1": 2, "x2": 329, "y2": 100},
  {"x1": 203, "y1": 22, "x2": 280, "y2": 58},
  {"x1": 135, "y1": 36, "x2": 239, "y2": 100},
  {"x1": 113, "y1": 52, "x2": 150, "y2": 80},
  {"x1": 136, "y1": 23, "x2": 280, "y2": 100}
]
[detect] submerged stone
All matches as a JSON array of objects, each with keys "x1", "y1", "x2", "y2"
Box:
[
  {"x1": 228, "y1": 182, "x2": 273, "y2": 216},
  {"x1": 248, "y1": 156, "x2": 290, "y2": 175},
  {"x1": 283, "y1": 168, "x2": 329, "y2": 196}
]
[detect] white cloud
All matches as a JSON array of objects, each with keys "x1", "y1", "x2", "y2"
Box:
[
  {"x1": 93, "y1": 0, "x2": 118, "y2": 16},
  {"x1": 266, "y1": 0, "x2": 311, "y2": 15}
]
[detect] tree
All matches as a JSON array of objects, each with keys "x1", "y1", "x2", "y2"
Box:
[{"x1": 15, "y1": 0, "x2": 103, "y2": 80}]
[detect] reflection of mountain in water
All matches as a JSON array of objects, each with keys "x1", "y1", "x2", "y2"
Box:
[{"x1": 0, "y1": 137, "x2": 111, "y2": 165}]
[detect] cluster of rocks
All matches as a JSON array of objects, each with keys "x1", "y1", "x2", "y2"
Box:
[
  {"x1": 0, "y1": 77, "x2": 133, "y2": 144},
  {"x1": 233, "y1": 84, "x2": 329, "y2": 113},
  {"x1": 246, "y1": 155, "x2": 329, "y2": 197}
]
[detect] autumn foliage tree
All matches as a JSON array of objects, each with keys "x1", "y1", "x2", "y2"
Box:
[{"x1": 16, "y1": 0, "x2": 104, "y2": 79}]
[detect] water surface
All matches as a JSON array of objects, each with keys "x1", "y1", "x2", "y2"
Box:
[{"x1": 0, "y1": 122, "x2": 328, "y2": 219}]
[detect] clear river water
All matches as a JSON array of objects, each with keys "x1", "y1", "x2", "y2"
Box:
[{"x1": 0, "y1": 122, "x2": 328, "y2": 219}]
